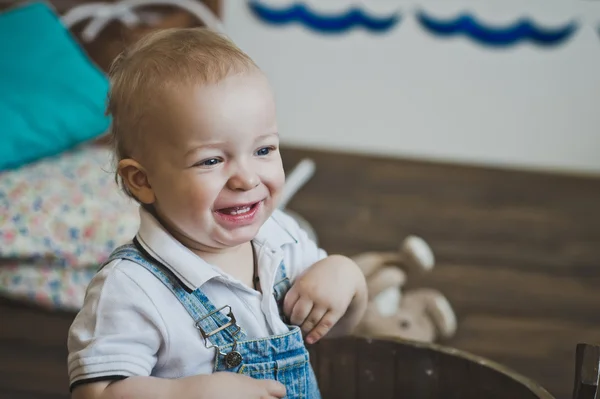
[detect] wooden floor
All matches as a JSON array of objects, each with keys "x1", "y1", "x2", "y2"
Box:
[{"x1": 1, "y1": 147, "x2": 599, "y2": 399}]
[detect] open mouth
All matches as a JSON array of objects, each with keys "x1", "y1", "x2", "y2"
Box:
[{"x1": 215, "y1": 201, "x2": 260, "y2": 216}]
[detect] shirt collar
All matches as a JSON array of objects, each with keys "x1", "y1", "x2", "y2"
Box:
[
  {"x1": 253, "y1": 209, "x2": 298, "y2": 250},
  {"x1": 135, "y1": 207, "x2": 297, "y2": 291}
]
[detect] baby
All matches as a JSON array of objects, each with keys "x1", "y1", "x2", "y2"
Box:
[{"x1": 67, "y1": 28, "x2": 367, "y2": 399}]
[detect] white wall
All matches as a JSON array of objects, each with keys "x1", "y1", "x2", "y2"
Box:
[{"x1": 223, "y1": 1, "x2": 600, "y2": 175}]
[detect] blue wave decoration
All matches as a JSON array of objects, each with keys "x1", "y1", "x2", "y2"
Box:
[
  {"x1": 247, "y1": 1, "x2": 400, "y2": 34},
  {"x1": 416, "y1": 11, "x2": 577, "y2": 47}
]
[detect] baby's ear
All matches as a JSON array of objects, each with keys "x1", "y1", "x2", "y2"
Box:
[{"x1": 118, "y1": 159, "x2": 156, "y2": 204}]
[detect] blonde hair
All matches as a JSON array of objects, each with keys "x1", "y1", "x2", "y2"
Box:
[{"x1": 106, "y1": 27, "x2": 258, "y2": 198}]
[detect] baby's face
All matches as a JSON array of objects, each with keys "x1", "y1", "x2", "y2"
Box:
[{"x1": 142, "y1": 71, "x2": 285, "y2": 251}]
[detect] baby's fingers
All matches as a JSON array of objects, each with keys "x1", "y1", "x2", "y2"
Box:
[
  {"x1": 283, "y1": 286, "x2": 300, "y2": 318},
  {"x1": 300, "y1": 306, "x2": 327, "y2": 336},
  {"x1": 261, "y1": 379, "x2": 287, "y2": 398},
  {"x1": 306, "y1": 310, "x2": 341, "y2": 344},
  {"x1": 289, "y1": 296, "x2": 314, "y2": 326}
]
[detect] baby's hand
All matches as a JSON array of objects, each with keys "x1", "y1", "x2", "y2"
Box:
[
  {"x1": 72, "y1": 371, "x2": 286, "y2": 399},
  {"x1": 179, "y1": 372, "x2": 286, "y2": 399},
  {"x1": 283, "y1": 255, "x2": 367, "y2": 344}
]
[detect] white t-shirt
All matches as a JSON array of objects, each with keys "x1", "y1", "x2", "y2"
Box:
[{"x1": 67, "y1": 207, "x2": 326, "y2": 389}]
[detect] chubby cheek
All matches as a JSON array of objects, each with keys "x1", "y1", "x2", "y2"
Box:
[
  {"x1": 154, "y1": 174, "x2": 217, "y2": 218},
  {"x1": 181, "y1": 178, "x2": 222, "y2": 215},
  {"x1": 262, "y1": 162, "x2": 286, "y2": 202}
]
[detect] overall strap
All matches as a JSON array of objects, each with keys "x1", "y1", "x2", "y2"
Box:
[
  {"x1": 107, "y1": 243, "x2": 246, "y2": 348},
  {"x1": 272, "y1": 260, "x2": 292, "y2": 324},
  {"x1": 274, "y1": 260, "x2": 289, "y2": 283}
]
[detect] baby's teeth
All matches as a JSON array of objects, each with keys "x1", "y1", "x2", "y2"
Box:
[{"x1": 231, "y1": 206, "x2": 251, "y2": 215}]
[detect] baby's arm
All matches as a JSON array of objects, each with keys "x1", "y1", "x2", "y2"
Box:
[
  {"x1": 72, "y1": 377, "x2": 172, "y2": 399},
  {"x1": 271, "y1": 210, "x2": 367, "y2": 344},
  {"x1": 283, "y1": 254, "x2": 368, "y2": 344},
  {"x1": 307, "y1": 255, "x2": 368, "y2": 339},
  {"x1": 72, "y1": 373, "x2": 285, "y2": 399}
]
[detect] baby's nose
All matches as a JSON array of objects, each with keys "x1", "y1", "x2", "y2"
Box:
[{"x1": 227, "y1": 169, "x2": 260, "y2": 191}]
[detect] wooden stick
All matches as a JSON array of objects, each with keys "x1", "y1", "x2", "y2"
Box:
[{"x1": 572, "y1": 343, "x2": 600, "y2": 399}]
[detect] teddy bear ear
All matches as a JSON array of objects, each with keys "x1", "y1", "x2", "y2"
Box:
[
  {"x1": 424, "y1": 293, "x2": 457, "y2": 339},
  {"x1": 401, "y1": 236, "x2": 435, "y2": 272}
]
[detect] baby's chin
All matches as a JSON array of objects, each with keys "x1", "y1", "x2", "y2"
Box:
[{"x1": 211, "y1": 223, "x2": 265, "y2": 248}]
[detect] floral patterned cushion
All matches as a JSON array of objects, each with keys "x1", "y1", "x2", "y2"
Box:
[
  {"x1": 0, "y1": 262, "x2": 95, "y2": 311},
  {"x1": 0, "y1": 144, "x2": 140, "y2": 268}
]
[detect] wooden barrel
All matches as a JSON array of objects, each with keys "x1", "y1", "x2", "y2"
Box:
[{"x1": 308, "y1": 337, "x2": 599, "y2": 399}]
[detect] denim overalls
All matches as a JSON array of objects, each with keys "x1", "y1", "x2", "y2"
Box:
[{"x1": 105, "y1": 241, "x2": 321, "y2": 399}]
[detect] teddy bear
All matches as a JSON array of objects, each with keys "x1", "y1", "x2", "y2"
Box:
[{"x1": 351, "y1": 236, "x2": 457, "y2": 343}]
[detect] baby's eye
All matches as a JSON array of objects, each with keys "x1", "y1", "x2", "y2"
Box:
[
  {"x1": 196, "y1": 158, "x2": 221, "y2": 167},
  {"x1": 256, "y1": 147, "x2": 274, "y2": 156}
]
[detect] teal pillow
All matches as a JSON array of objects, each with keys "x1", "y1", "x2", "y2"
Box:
[{"x1": 0, "y1": 2, "x2": 110, "y2": 171}]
